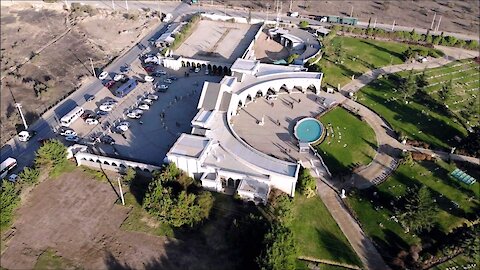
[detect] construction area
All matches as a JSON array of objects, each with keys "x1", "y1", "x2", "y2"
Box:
[
  {"x1": 0, "y1": 2, "x2": 160, "y2": 145},
  {"x1": 174, "y1": 19, "x2": 261, "y2": 64}
]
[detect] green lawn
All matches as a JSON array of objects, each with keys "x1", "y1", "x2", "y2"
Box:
[
  {"x1": 34, "y1": 249, "x2": 80, "y2": 270},
  {"x1": 319, "y1": 36, "x2": 435, "y2": 87},
  {"x1": 290, "y1": 194, "x2": 362, "y2": 267},
  {"x1": 347, "y1": 160, "x2": 479, "y2": 259},
  {"x1": 316, "y1": 107, "x2": 377, "y2": 175},
  {"x1": 357, "y1": 76, "x2": 468, "y2": 149}
]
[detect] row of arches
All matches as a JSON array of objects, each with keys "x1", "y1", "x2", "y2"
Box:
[
  {"x1": 237, "y1": 84, "x2": 319, "y2": 109},
  {"x1": 78, "y1": 156, "x2": 157, "y2": 173},
  {"x1": 181, "y1": 61, "x2": 231, "y2": 76}
]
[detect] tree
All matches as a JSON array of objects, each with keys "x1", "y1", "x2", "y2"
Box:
[
  {"x1": 410, "y1": 29, "x2": 421, "y2": 42},
  {"x1": 142, "y1": 166, "x2": 214, "y2": 227},
  {"x1": 257, "y1": 224, "x2": 297, "y2": 270},
  {"x1": 415, "y1": 70, "x2": 429, "y2": 91},
  {"x1": 286, "y1": 53, "x2": 299, "y2": 64},
  {"x1": 0, "y1": 181, "x2": 20, "y2": 229},
  {"x1": 397, "y1": 186, "x2": 438, "y2": 233},
  {"x1": 400, "y1": 70, "x2": 417, "y2": 101},
  {"x1": 18, "y1": 166, "x2": 40, "y2": 184},
  {"x1": 35, "y1": 139, "x2": 67, "y2": 169},
  {"x1": 122, "y1": 167, "x2": 136, "y2": 184},
  {"x1": 403, "y1": 47, "x2": 415, "y2": 61},
  {"x1": 466, "y1": 40, "x2": 479, "y2": 50},
  {"x1": 270, "y1": 193, "x2": 293, "y2": 225},
  {"x1": 299, "y1": 20, "x2": 309, "y2": 29},
  {"x1": 296, "y1": 168, "x2": 316, "y2": 197},
  {"x1": 438, "y1": 79, "x2": 453, "y2": 102}
]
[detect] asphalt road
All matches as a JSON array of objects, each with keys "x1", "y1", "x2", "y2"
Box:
[{"x1": 0, "y1": 1, "x2": 191, "y2": 172}]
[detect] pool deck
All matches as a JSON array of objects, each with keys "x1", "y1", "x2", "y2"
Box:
[{"x1": 232, "y1": 91, "x2": 335, "y2": 162}]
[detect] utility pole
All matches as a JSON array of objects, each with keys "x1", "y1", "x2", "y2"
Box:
[
  {"x1": 373, "y1": 17, "x2": 377, "y2": 28},
  {"x1": 266, "y1": 3, "x2": 270, "y2": 22},
  {"x1": 391, "y1": 20, "x2": 395, "y2": 31},
  {"x1": 117, "y1": 177, "x2": 125, "y2": 206},
  {"x1": 89, "y1": 58, "x2": 96, "y2": 77},
  {"x1": 435, "y1": 15, "x2": 442, "y2": 32},
  {"x1": 289, "y1": 0, "x2": 293, "y2": 12},
  {"x1": 350, "y1": 5, "x2": 353, "y2": 17},
  {"x1": 111, "y1": 0, "x2": 115, "y2": 10},
  {"x1": 125, "y1": 0, "x2": 128, "y2": 12},
  {"x1": 64, "y1": 0, "x2": 68, "y2": 7},
  {"x1": 430, "y1": 12, "x2": 436, "y2": 30},
  {"x1": 16, "y1": 103, "x2": 28, "y2": 130}
]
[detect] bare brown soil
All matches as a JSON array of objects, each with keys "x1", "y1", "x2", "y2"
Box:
[
  {"x1": 214, "y1": 0, "x2": 479, "y2": 36},
  {"x1": 0, "y1": 3, "x2": 159, "y2": 144},
  {"x1": 0, "y1": 168, "x2": 235, "y2": 270}
]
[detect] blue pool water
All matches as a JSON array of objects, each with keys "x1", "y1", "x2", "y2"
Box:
[{"x1": 295, "y1": 118, "x2": 323, "y2": 143}]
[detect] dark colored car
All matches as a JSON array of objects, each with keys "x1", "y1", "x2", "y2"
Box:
[
  {"x1": 105, "y1": 80, "x2": 116, "y2": 89},
  {"x1": 100, "y1": 135, "x2": 115, "y2": 145}
]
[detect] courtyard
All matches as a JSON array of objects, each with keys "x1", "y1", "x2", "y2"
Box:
[{"x1": 175, "y1": 20, "x2": 261, "y2": 64}]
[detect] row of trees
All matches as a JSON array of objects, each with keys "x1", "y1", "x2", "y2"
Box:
[
  {"x1": 1, "y1": 139, "x2": 67, "y2": 230},
  {"x1": 142, "y1": 163, "x2": 214, "y2": 227},
  {"x1": 170, "y1": 14, "x2": 201, "y2": 49},
  {"x1": 337, "y1": 25, "x2": 479, "y2": 50}
]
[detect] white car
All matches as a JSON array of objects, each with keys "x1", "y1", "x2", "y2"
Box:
[
  {"x1": 144, "y1": 75, "x2": 154, "y2": 82},
  {"x1": 163, "y1": 78, "x2": 172, "y2": 84},
  {"x1": 138, "y1": 104, "x2": 150, "y2": 110},
  {"x1": 147, "y1": 94, "x2": 158, "y2": 100},
  {"x1": 205, "y1": 69, "x2": 209, "y2": 75},
  {"x1": 8, "y1": 174, "x2": 18, "y2": 183},
  {"x1": 85, "y1": 118, "x2": 99, "y2": 125},
  {"x1": 126, "y1": 112, "x2": 141, "y2": 119},
  {"x1": 157, "y1": 84, "x2": 168, "y2": 90},
  {"x1": 117, "y1": 121, "x2": 130, "y2": 131},
  {"x1": 194, "y1": 67, "x2": 200, "y2": 73},
  {"x1": 99, "y1": 104, "x2": 114, "y2": 112},
  {"x1": 18, "y1": 131, "x2": 31, "y2": 142},
  {"x1": 99, "y1": 71, "x2": 109, "y2": 80},
  {"x1": 144, "y1": 56, "x2": 158, "y2": 64},
  {"x1": 142, "y1": 98, "x2": 153, "y2": 105},
  {"x1": 65, "y1": 135, "x2": 80, "y2": 142},
  {"x1": 113, "y1": 74, "x2": 125, "y2": 81},
  {"x1": 60, "y1": 129, "x2": 77, "y2": 137}
]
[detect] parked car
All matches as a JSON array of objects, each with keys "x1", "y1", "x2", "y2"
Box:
[
  {"x1": 104, "y1": 80, "x2": 116, "y2": 89},
  {"x1": 163, "y1": 78, "x2": 172, "y2": 84},
  {"x1": 152, "y1": 70, "x2": 167, "y2": 76},
  {"x1": 85, "y1": 95, "x2": 95, "y2": 102},
  {"x1": 100, "y1": 135, "x2": 115, "y2": 145},
  {"x1": 138, "y1": 104, "x2": 150, "y2": 110},
  {"x1": 99, "y1": 71, "x2": 109, "y2": 80},
  {"x1": 96, "y1": 110, "x2": 109, "y2": 116},
  {"x1": 205, "y1": 69, "x2": 209, "y2": 75},
  {"x1": 168, "y1": 76, "x2": 178, "y2": 81},
  {"x1": 144, "y1": 66, "x2": 155, "y2": 73},
  {"x1": 144, "y1": 75, "x2": 154, "y2": 82},
  {"x1": 113, "y1": 74, "x2": 125, "y2": 81},
  {"x1": 194, "y1": 67, "x2": 200, "y2": 73},
  {"x1": 144, "y1": 56, "x2": 159, "y2": 64},
  {"x1": 132, "y1": 109, "x2": 144, "y2": 115},
  {"x1": 156, "y1": 84, "x2": 169, "y2": 92},
  {"x1": 120, "y1": 64, "x2": 131, "y2": 73},
  {"x1": 65, "y1": 135, "x2": 80, "y2": 142},
  {"x1": 147, "y1": 94, "x2": 158, "y2": 100},
  {"x1": 18, "y1": 131, "x2": 31, "y2": 142},
  {"x1": 126, "y1": 112, "x2": 141, "y2": 119},
  {"x1": 85, "y1": 118, "x2": 99, "y2": 125},
  {"x1": 59, "y1": 128, "x2": 77, "y2": 137},
  {"x1": 8, "y1": 174, "x2": 18, "y2": 183},
  {"x1": 142, "y1": 98, "x2": 153, "y2": 105},
  {"x1": 116, "y1": 121, "x2": 130, "y2": 131},
  {"x1": 99, "y1": 104, "x2": 114, "y2": 112}
]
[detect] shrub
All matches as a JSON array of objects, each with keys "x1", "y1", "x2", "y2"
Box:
[
  {"x1": 122, "y1": 167, "x2": 136, "y2": 184},
  {"x1": 18, "y1": 166, "x2": 40, "y2": 185},
  {"x1": 466, "y1": 40, "x2": 479, "y2": 50},
  {"x1": 286, "y1": 53, "x2": 299, "y2": 64},
  {"x1": 0, "y1": 181, "x2": 20, "y2": 229},
  {"x1": 296, "y1": 168, "x2": 316, "y2": 197},
  {"x1": 299, "y1": 20, "x2": 309, "y2": 29},
  {"x1": 35, "y1": 139, "x2": 67, "y2": 170},
  {"x1": 256, "y1": 224, "x2": 297, "y2": 270},
  {"x1": 125, "y1": 13, "x2": 139, "y2": 20}
]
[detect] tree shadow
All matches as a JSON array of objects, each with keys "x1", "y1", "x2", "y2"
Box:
[
  {"x1": 359, "y1": 40, "x2": 404, "y2": 64},
  {"x1": 316, "y1": 229, "x2": 362, "y2": 266}
]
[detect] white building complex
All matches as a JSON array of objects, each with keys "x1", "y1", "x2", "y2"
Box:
[{"x1": 165, "y1": 58, "x2": 323, "y2": 204}]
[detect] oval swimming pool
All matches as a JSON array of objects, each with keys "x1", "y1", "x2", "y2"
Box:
[{"x1": 294, "y1": 118, "x2": 324, "y2": 144}]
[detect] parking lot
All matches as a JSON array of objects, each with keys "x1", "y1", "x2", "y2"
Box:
[{"x1": 63, "y1": 58, "x2": 221, "y2": 165}]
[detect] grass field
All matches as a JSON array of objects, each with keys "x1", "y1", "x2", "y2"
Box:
[
  {"x1": 316, "y1": 107, "x2": 377, "y2": 175},
  {"x1": 319, "y1": 36, "x2": 438, "y2": 88},
  {"x1": 412, "y1": 59, "x2": 480, "y2": 126},
  {"x1": 347, "y1": 160, "x2": 479, "y2": 259},
  {"x1": 34, "y1": 249, "x2": 79, "y2": 270},
  {"x1": 290, "y1": 194, "x2": 362, "y2": 267}
]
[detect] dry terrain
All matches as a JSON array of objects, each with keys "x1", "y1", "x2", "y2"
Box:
[
  {"x1": 253, "y1": 29, "x2": 289, "y2": 63},
  {"x1": 0, "y1": 2, "x2": 159, "y2": 144},
  {"x1": 214, "y1": 0, "x2": 479, "y2": 36},
  {"x1": 0, "y1": 168, "x2": 234, "y2": 270}
]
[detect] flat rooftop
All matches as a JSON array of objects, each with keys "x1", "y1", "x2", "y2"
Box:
[
  {"x1": 174, "y1": 20, "x2": 261, "y2": 64},
  {"x1": 168, "y1": 134, "x2": 211, "y2": 158}
]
